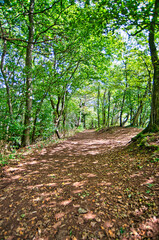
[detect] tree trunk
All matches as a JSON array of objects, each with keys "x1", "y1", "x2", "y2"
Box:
[
  {"x1": 122, "y1": 113, "x2": 129, "y2": 126},
  {"x1": 111, "y1": 105, "x2": 115, "y2": 126},
  {"x1": 107, "y1": 90, "x2": 111, "y2": 127},
  {"x1": 77, "y1": 99, "x2": 82, "y2": 127},
  {"x1": 21, "y1": 0, "x2": 34, "y2": 146},
  {"x1": 120, "y1": 62, "x2": 128, "y2": 127},
  {"x1": 0, "y1": 39, "x2": 13, "y2": 117},
  {"x1": 50, "y1": 97, "x2": 61, "y2": 139},
  {"x1": 147, "y1": 0, "x2": 159, "y2": 132},
  {"x1": 132, "y1": 103, "x2": 143, "y2": 126},
  {"x1": 120, "y1": 91, "x2": 126, "y2": 127},
  {"x1": 102, "y1": 88, "x2": 107, "y2": 126},
  {"x1": 132, "y1": 77, "x2": 151, "y2": 127},
  {"x1": 97, "y1": 83, "x2": 100, "y2": 128},
  {"x1": 82, "y1": 97, "x2": 86, "y2": 129},
  {"x1": 55, "y1": 129, "x2": 61, "y2": 139},
  {"x1": 31, "y1": 94, "x2": 46, "y2": 143},
  {"x1": 63, "y1": 110, "x2": 66, "y2": 137},
  {"x1": 50, "y1": 90, "x2": 67, "y2": 139}
]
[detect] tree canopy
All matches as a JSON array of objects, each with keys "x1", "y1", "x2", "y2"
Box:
[{"x1": 0, "y1": 0, "x2": 158, "y2": 146}]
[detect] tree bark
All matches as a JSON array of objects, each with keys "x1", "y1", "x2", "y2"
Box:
[
  {"x1": 31, "y1": 93, "x2": 47, "y2": 143},
  {"x1": 120, "y1": 62, "x2": 128, "y2": 127},
  {"x1": 122, "y1": 113, "x2": 129, "y2": 126},
  {"x1": 132, "y1": 103, "x2": 142, "y2": 126},
  {"x1": 82, "y1": 96, "x2": 86, "y2": 129},
  {"x1": 50, "y1": 90, "x2": 67, "y2": 139},
  {"x1": 132, "y1": 75, "x2": 151, "y2": 127},
  {"x1": 107, "y1": 90, "x2": 111, "y2": 127},
  {"x1": 77, "y1": 99, "x2": 82, "y2": 127},
  {"x1": 97, "y1": 83, "x2": 100, "y2": 128},
  {"x1": 0, "y1": 39, "x2": 13, "y2": 117},
  {"x1": 147, "y1": 0, "x2": 159, "y2": 132},
  {"x1": 102, "y1": 88, "x2": 107, "y2": 126},
  {"x1": 21, "y1": 0, "x2": 35, "y2": 146}
]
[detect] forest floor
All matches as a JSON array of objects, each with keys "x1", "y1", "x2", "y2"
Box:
[{"x1": 0, "y1": 127, "x2": 159, "y2": 240}]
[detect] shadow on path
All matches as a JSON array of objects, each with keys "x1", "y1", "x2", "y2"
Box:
[{"x1": 0, "y1": 128, "x2": 158, "y2": 239}]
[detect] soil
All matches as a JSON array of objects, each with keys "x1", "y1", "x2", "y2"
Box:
[{"x1": 0, "y1": 127, "x2": 159, "y2": 239}]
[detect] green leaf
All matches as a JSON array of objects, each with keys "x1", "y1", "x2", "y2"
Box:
[{"x1": 146, "y1": 190, "x2": 151, "y2": 194}]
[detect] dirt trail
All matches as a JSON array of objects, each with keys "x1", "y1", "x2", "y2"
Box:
[{"x1": 0, "y1": 127, "x2": 159, "y2": 239}]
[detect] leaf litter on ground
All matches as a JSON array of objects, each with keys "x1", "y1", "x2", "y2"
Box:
[{"x1": 0, "y1": 127, "x2": 158, "y2": 239}]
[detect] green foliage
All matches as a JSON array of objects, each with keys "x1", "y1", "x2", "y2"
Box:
[
  {"x1": 76, "y1": 125, "x2": 84, "y2": 132},
  {"x1": 150, "y1": 158, "x2": 159, "y2": 163},
  {"x1": 0, "y1": 154, "x2": 8, "y2": 166},
  {"x1": 0, "y1": 0, "x2": 158, "y2": 147}
]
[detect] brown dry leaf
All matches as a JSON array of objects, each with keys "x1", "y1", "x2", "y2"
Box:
[
  {"x1": 108, "y1": 229, "x2": 115, "y2": 238},
  {"x1": 103, "y1": 220, "x2": 113, "y2": 228},
  {"x1": 98, "y1": 231, "x2": 105, "y2": 239},
  {"x1": 78, "y1": 216, "x2": 84, "y2": 224},
  {"x1": 53, "y1": 221, "x2": 61, "y2": 229},
  {"x1": 117, "y1": 196, "x2": 122, "y2": 198},
  {"x1": 101, "y1": 226, "x2": 105, "y2": 230},
  {"x1": 90, "y1": 221, "x2": 96, "y2": 227}
]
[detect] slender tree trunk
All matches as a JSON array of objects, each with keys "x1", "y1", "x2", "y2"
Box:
[
  {"x1": 55, "y1": 129, "x2": 61, "y2": 139},
  {"x1": 147, "y1": 0, "x2": 159, "y2": 132},
  {"x1": 120, "y1": 93, "x2": 126, "y2": 127},
  {"x1": 122, "y1": 113, "x2": 129, "y2": 126},
  {"x1": 50, "y1": 97, "x2": 61, "y2": 139},
  {"x1": 21, "y1": 0, "x2": 34, "y2": 146},
  {"x1": 0, "y1": 39, "x2": 13, "y2": 117},
  {"x1": 77, "y1": 99, "x2": 82, "y2": 127},
  {"x1": 111, "y1": 105, "x2": 115, "y2": 126},
  {"x1": 63, "y1": 110, "x2": 66, "y2": 137},
  {"x1": 132, "y1": 80, "x2": 150, "y2": 127},
  {"x1": 83, "y1": 114, "x2": 86, "y2": 128},
  {"x1": 97, "y1": 83, "x2": 100, "y2": 128},
  {"x1": 102, "y1": 88, "x2": 107, "y2": 126},
  {"x1": 31, "y1": 94, "x2": 47, "y2": 142},
  {"x1": 132, "y1": 103, "x2": 143, "y2": 126},
  {"x1": 107, "y1": 90, "x2": 111, "y2": 127},
  {"x1": 120, "y1": 62, "x2": 128, "y2": 127},
  {"x1": 50, "y1": 90, "x2": 67, "y2": 139},
  {"x1": 139, "y1": 108, "x2": 143, "y2": 126},
  {"x1": 82, "y1": 96, "x2": 86, "y2": 129}
]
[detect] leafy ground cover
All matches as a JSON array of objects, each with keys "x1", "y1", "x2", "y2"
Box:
[{"x1": 0, "y1": 127, "x2": 159, "y2": 239}]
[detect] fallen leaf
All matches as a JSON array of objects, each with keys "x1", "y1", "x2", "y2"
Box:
[
  {"x1": 53, "y1": 221, "x2": 61, "y2": 229},
  {"x1": 103, "y1": 220, "x2": 113, "y2": 228},
  {"x1": 78, "y1": 216, "x2": 84, "y2": 224},
  {"x1": 78, "y1": 208, "x2": 87, "y2": 214},
  {"x1": 108, "y1": 229, "x2": 115, "y2": 238}
]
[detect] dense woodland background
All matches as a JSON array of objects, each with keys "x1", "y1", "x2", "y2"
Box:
[{"x1": 0, "y1": 0, "x2": 159, "y2": 148}]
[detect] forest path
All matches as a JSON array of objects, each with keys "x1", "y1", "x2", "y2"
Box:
[{"x1": 0, "y1": 127, "x2": 159, "y2": 239}]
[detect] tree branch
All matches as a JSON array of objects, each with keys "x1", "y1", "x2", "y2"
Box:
[
  {"x1": 129, "y1": 24, "x2": 148, "y2": 36},
  {"x1": 33, "y1": 0, "x2": 61, "y2": 15}
]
